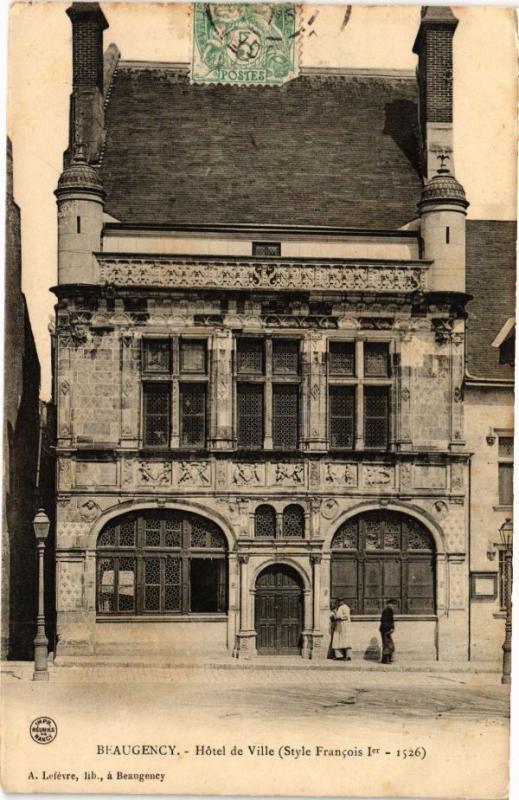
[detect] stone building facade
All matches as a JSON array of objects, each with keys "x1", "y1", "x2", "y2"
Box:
[{"x1": 52, "y1": 4, "x2": 512, "y2": 662}]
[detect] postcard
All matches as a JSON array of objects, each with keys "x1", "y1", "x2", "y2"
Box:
[{"x1": 1, "y1": 2, "x2": 516, "y2": 798}]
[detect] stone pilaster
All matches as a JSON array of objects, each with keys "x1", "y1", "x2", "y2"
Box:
[
  {"x1": 209, "y1": 329, "x2": 234, "y2": 450},
  {"x1": 235, "y1": 554, "x2": 256, "y2": 657},
  {"x1": 120, "y1": 330, "x2": 139, "y2": 448},
  {"x1": 57, "y1": 339, "x2": 73, "y2": 446},
  {"x1": 303, "y1": 332, "x2": 327, "y2": 450},
  {"x1": 449, "y1": 326, "x2": 465, "y2": 450}
]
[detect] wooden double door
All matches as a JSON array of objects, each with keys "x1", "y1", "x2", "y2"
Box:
[{"x1": 255, "y1": 565, "x2": 303, "y2": 655}]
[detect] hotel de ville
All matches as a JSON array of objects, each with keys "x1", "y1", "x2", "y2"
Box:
[{"x1": 52, "y1": 3, "x2": 515, "y2": 663}]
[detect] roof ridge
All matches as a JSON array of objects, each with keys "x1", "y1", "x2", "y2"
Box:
[{"x1": 116, "y1": 60, "x2": 415, "y2": 80}]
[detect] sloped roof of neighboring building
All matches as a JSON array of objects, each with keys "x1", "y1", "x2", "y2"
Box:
[
  {"x1": 99, "y1": 64, "x2": 423, "y2": 229},
  {"x1": 466, "y1": 220, "x2": 516, "y2": 380}
]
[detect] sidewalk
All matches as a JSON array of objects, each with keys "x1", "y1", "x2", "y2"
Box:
[{"x1": 1, "y1": 653, "x2": 502, "y2": 681}]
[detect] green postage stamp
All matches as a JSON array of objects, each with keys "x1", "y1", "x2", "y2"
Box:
[{"x1": 191, "y1": 3, "x2": 300, "y2": 86}]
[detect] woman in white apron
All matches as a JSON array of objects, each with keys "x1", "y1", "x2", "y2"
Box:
[{"x1": 331, "y1": 599, "x2": 352, "y2": 660}]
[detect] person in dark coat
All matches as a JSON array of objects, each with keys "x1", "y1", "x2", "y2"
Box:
[{"x1": 379, "y1": 599, "x2": 395, "y2": 664}]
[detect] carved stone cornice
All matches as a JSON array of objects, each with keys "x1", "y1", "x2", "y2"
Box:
[{"x1": 97, "y1": 256, "x2": 428, "y2": 294}]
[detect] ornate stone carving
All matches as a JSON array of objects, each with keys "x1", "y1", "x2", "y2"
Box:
[
  {"x1": 451, "y1": 462, "x2": 464, "y2": 491},
  {"x1": 58, "y1": 459, "x2": 72, "y2": 489},
  {"x1": 401, "y1": 388, "x2": 410, "y2": 402},
  {"x1": 122, "y1": 459, "x2": 133, "y2": 485},
  {"x1": 400, "y1": 462, "x2": 413, "y2": 488},
  {"x1": 324, "y1": 463, "x2": 357, "y2": 487},
  {"x1": 309, "y1": 462, "x2": 320, "y2": 486},
  {"x1": 321, "y1": 498, "x2": 339, "y2": 520},
  {"x1": 98, "y1": 257, "x2": 426, "y2": 294},
  {"x1": 274, "y1": 463, "x2": 304, "y2": 484},
  {"x1": 138, "y1": 461, "x2": 172, "y2": 486},
  {"x1": 178, "y1": 461, "x2": 210, "y2": 485},
  {"x1": 434, "y1": 500, "x2": 449, "y2": 519},
  {"x1": 78, "y1": 499, "x2": 101, "y2": 523},
  {"x1": 58, "y1": 561, "x2": 83, "y2": 611},
  {"x1": 233, "y1": 463, "x2": 261, "y2": 486},
  {"x1": 310, "y1": 383, "x2": 320, "y2": 400},
  {"x1": 364, "y1": 465, "x2": 393, "y2": 486},
  {"x1": 60, "y1": 380, "x2": 70, "y2": 395}
]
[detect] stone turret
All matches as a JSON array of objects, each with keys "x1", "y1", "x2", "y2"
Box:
[{"x1": 55, "y1": 145, "x2": 105, "y2": 285}]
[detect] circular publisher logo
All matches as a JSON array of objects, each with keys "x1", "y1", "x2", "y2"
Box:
[{"x1": 30, "y1": 717, "x2": 57, "y2": 744}]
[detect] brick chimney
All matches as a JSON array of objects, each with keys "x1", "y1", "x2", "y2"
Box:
[
  {"x1": 413, "y1": 6, "x2": 458, "y2": 180},
  {"x1": 65, "y1": 2, "x2": 108, "y2": 166}
]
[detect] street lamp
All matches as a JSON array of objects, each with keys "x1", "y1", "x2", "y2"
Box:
[
  {"x1": 33, "y1": 509, "x2": 50, "y2": 682},
  {"x1": 499, "y1": 518, "x2": 513, "y2": 685}
]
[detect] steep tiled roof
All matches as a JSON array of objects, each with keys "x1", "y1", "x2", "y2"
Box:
[
  {"x1": 466, "y1": 220, "x2": 516, "y2": 380},
  {"x1": 100, "y1": 65, "x2": 422, "y2": 229}
]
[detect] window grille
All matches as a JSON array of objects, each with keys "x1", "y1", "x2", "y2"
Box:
[
  {"x1": 330, "y1": 511, "x2": 435, "y2": 614},
  {"x1": 273, "y1": 384, "x2": 299, "y2": 449},
  {"x1": 282, "y1": 504, "x2": 305, "y2": 538},
  {"x1": 498, "y1": 435, "x2": 514, "y2": 506},
  {"x1": 237, "y1": 339, "x2": 264, "y2": 374},
  {"x1": 329, "y1": 386, "x2": 355, "y2": 448},
  {"x1": 252, "y1": 241, "x2": 281, "y2": 257},
  {"x1": 364, "y1": 386, "x2": 389, "y2": 448},
  {"x1": 329, "y1": 341, "x2": 355, "y2": 375},
  {"x1": 255, "y1": 505, "x2": 277, "y2": 538},
  {"x1": 180, "y1": 340, "x2": 206, "y2": 373},
  {"x1": 143, "y1": 385, "x2": 171, "y2": 447},
  {"x1": 180, "y1": 384, "x2": 206, "y2": 448},
  {"x1": 272, "y1": 339, "x2": 299, "y2": 374},
  {"x1": 96, "y1": 511, "x2": 227, "y2": 616},
  {"x1": 237, "y1": 384, "x2": 264, "y2": 448},
  {"x1": 364, "y1": 342, "x2": 389, "y2": 377},
  {"x1": 143, "y1": 339, "x2": 171, "y2": 373}
]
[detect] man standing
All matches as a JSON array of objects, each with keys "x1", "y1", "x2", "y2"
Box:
[
  {"x1": 379, "y1": 599, "x2": 395, "y2": 664},
  {"x1": 331, "y1": 599, "x2": 352, "y2": 660}
]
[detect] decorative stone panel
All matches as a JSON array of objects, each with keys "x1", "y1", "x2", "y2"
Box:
[
  {"x1": 75, "y1": 460, "x2": 117, "y2": 488},
  {"x1": 98, "y1": 257, "x2": 427, "y2": 293},
  {"x1": 323, "y1": 462, "x2": 358, "y2": 487},
  {"x1": 57, "y1": 560, "x2": 84, "y2": 611},
  {"x1": 232, "y1": 463, "x2": 266, "y2": 487},
  {"x1": 414, "y1": 464, "x2": 447, "y2": 490},
  {"x1": 361, "y1": 464, "x2": 395, "y2": 489}
]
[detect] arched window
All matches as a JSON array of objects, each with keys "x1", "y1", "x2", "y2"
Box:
[
  {"x1": 282, "y1": 504, "x2": 305, "y2": 538},
  {"x1": 97, "y1": 510, "x2": 227, "y2": 616},
  {"x1": 255, "y1": 505, "x2": 277, "y2": 539},
  {"x1": 330, "y1": 511, "x2": 435, "y2": 614}
]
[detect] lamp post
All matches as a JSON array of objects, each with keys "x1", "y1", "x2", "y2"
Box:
[
  {"x1": 33, "y1": 509, "x2": 50, "y2": 682},
  {"x1": 499, "y1": 518, "x2": 513, "y2": 685}
]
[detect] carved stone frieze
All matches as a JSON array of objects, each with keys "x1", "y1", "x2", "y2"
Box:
[
  {"x1": 324, "y1": 463, "x2": 357, "y2": 487},
  {"x1": 273, "y1": 463, "x2": 305, "y2": 485},
  {"x1": 321, "y1": 498, "x2": 340, "y2": 520},
  {"x1": 232, "y1": 463, "x2": 264, "y2": 486},
  {"x1": 178, "y1": 461, "x2": 211, "y2": 485},
  {"x1": 138, "y1": 461, "x2": 172, "y2": 486},
  {"x1": 363, "y1": 465, "x2": 394, "y2": 487},
  {"x1": 98, "y1": 257, "x2": 427, "y2": 294}
]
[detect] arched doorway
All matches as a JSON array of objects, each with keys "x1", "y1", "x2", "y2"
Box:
[
  {"x1": 96, "y1": 510, "x2": 228, "y2": 616},
  {"x1": 255, "y1": 565, "x2": 303, "y2": 655},
  {"x1": 330, "y1": 510, "x2": 436, "y2": 615}
]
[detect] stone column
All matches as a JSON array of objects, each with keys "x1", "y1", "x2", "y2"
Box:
[
  {"x1": 449, "y1": 325, "x2": 465, "y2": 450},
  {"x1": 235, "y1": 554, "x2": 256, "y2": 657},
  {"x1": 120, "y1": 330, "x2": 139, "y2": 448},
  {"x1": 355, "y1": 338, "x2": 364, "y2": 450},
  {"x1": 302, "y1": 588, "x2": 313, "y2": 658},
  {"x1": 395, "y1": 337, "x2": 413, "y2": 451},
  {"x1": 303, "y1": 332, "x2": 327, "y2": 451},
  {"x1": 57, "y1": 337, "x2": 73, "y2": 446},
  {"x1": 209, "y1": 329, "x2": 234, "y2": 450},
  {"x1": 310, "y1": 554, "x2": 324, "y2": 658}
]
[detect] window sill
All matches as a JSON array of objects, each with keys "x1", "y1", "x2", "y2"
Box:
[
  {"x1": 96, "y1": 614, "x2": 228, "y2": 623},
  {"x1": 493, "y1": 505, "x2": 513, "y2": 512},
  {"x1": 493, "y1": 611, "x2": 507, "y2": 619}
]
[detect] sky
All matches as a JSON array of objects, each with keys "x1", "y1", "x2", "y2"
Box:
[{"x1": 4, "y1": 2, "x2": 518, "y2": 399}]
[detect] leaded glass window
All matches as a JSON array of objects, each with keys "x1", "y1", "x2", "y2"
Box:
[
  {"x1": 273, "y1": 384, "x2": 299, "y2": 449},
  {"x1": 329, "y1": 386, "x2": 355, "y2": 449},
  {"x1": 498, "y1": 435, "x2": 514, "y2": 506},
  {"x1": 180, "y1": 384, "x2": 206, "y2": 448},
  {"x1": 143, "y1": 384, "x2": 170, "y2": 447},
  {"x1": 330, "y1": 511, "x2": 435, "y2": 614},
  {"x1": 180, "y1": 340, "x2": 206, "y2": 373},
  {"x1": 255, "y1": 505, "x2": 277, "y2": 538},
  {"x1": 282, "y1": 504, "x2": 305, "y2": 538},
  {"x1": 272, "y1": 339, "x2": 299, "y2": 375},
  {"x1": 364, "y1": 387, "x2": 389, "y2": 449},
  {"x1": 237, "y1": 384, "x2": 264, "y2": 448},
  {"x1": 364, "y1": 342, "x2": 389, "y2": 377},
  {"x1": 329, "y1": 341, "x2": 355, "y2": 376},
  {"x1": 143, "y1": 339, "x2": 171, "y2": 373},
  {"x1": 237, "y1": 339, "x2": 264, "y2": 374},
  {"x1": 97, "y1": 511, "x2": 227, "y2": 616}
]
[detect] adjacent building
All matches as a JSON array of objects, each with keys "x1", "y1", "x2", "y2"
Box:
[{"x1": 52, "y1": 4, "x2": 514, "y2": 662}]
